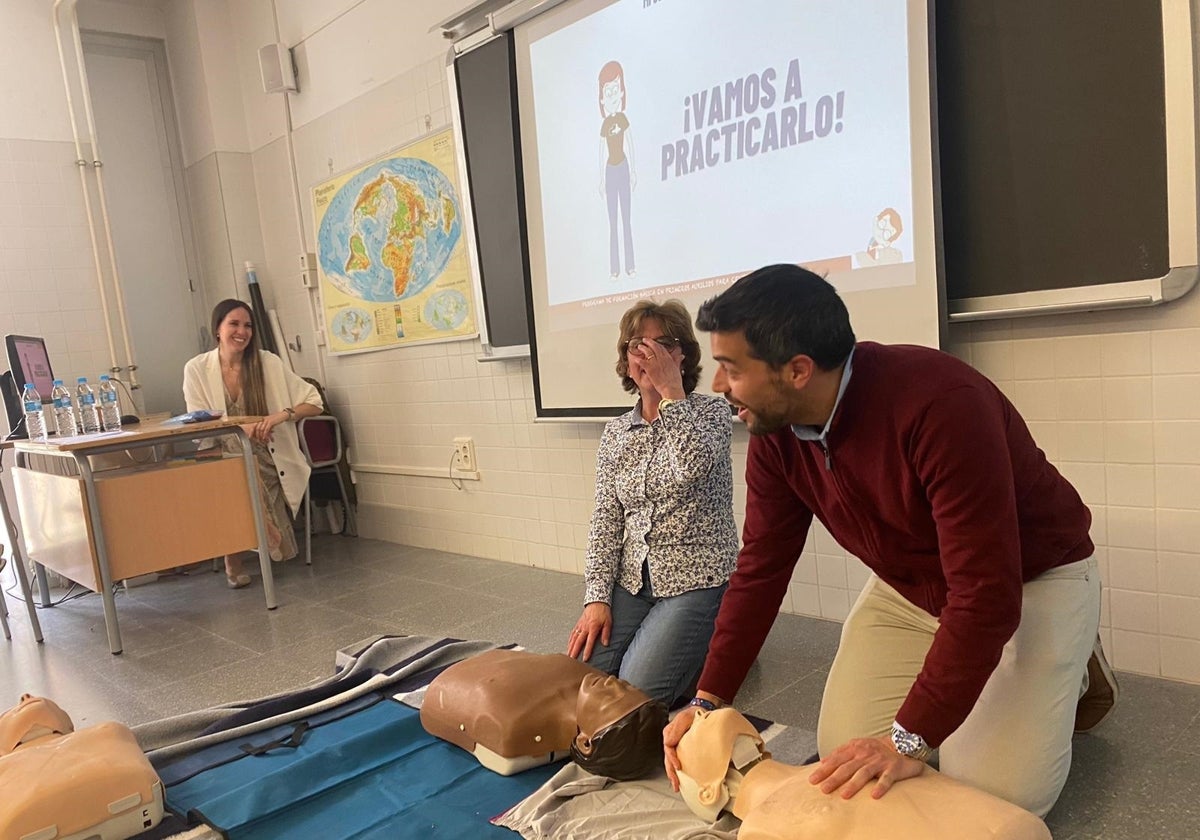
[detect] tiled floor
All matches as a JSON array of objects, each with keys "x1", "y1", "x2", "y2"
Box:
[{"x1": 3, "y1": 536, "x2": 1198, "y2": 839}]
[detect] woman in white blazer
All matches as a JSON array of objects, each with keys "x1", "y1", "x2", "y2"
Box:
[{"x1": 183, "y1": 299, "x2": 324, "y2": 588}]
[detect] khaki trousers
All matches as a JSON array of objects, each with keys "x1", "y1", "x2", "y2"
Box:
[{"x1": 817, "y1": 556, "x2": 1100, "y2": 817}]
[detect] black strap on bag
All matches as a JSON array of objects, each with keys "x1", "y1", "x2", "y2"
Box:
[{"x1": 239, "y1": 722, "x2": 309, "y2": 756}]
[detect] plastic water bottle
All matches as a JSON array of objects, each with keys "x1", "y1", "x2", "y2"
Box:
[
  {"x1": 98, "y1": 375, "x2": 122, "y2": 432},
  {"x1": 76, "y1": 377, "x2": 101, "y2": 434},
  {"x1": 21, "y1": 383, "x2": 46, "y2": 442},
  {"x1": 50, "y1": 379, "x2": 76, "y2": 437}
]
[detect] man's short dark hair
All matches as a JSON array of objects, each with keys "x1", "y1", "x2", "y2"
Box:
[{"x1": 695, "y1": 264, "x2": 856, "y2": 370}]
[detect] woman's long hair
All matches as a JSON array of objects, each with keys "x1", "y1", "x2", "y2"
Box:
[{"x1": 210, "y1": 299, "x2": 269, "y2": 417}]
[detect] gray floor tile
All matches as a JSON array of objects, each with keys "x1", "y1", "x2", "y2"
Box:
[
  {"x1": 741, "y1": 668, "x2": 828, "y2": 732},
  {"x1": 6, "y1": 535, "x2": 1200, "y2": 840}
]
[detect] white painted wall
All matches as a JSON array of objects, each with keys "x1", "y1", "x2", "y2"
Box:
[
  {"x1": 77, "y1": 0, "x2": 167, "y2": 40},
  {"x1": 3, "y1": 0, "x2": 1198, "y2": 684},
  {"x1": 0, "y1": 1, "x2": 74, "y2": 141}
]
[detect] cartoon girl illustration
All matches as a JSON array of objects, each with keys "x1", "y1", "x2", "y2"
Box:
[
  {"x1": 598, "y1": 60, "x2": 636, "y2": 279},
  {"x1": 863, "y1": 207, "x2": 904, "y2": 265}
]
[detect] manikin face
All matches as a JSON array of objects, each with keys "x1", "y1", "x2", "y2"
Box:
[
  {"x1": 710, "y1": 330, "x2": 796, "y2": 436},
  {"x1": 676, "y1": 708, "x2": 767, "y2": 821},
  {"x1": 217, "y1": 307, "x2": 254, "y2": 356},
  {"x1": 577, "y1": 673, "x2": 646, "y2": 732},
  {"x1": 602, "y1": 78, "x2": 624, "y2": 116}
]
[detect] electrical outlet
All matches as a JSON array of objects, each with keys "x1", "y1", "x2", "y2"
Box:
[{"x1": 453, "y1": 436, "x2": 476, "y2": 472}]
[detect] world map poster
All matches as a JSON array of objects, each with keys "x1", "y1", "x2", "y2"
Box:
[{"x1": 313, "y1": 128, "x2": 476, "y2": 354}]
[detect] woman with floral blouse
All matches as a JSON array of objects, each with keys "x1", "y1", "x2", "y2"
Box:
[{"x1": 566, "y1": 299, "x2": 738, "y2": 707}]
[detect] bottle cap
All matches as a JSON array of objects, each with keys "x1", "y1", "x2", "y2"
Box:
[
  {"x1": 77, "y1": 377, "x2": 87, "y2": 383},
  {"x1": 100, "y1": 375, "x2": 110, "y2": 381},
  {"x1": 53, "y1": 379, "x2": 62, "y2": 385}
]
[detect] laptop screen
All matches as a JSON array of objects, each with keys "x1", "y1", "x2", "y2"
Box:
[{"x1": 5, "y1": 334, "x2": 55, "y2": 400}]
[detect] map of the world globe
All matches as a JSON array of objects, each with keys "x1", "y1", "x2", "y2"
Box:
[{"x1": 318, "y1": 158, "x2": 462, "y2": 303}]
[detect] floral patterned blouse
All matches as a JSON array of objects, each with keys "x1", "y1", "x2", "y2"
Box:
[{"x1": 584, "y1": 392, "x2": 739, "y2": 604}]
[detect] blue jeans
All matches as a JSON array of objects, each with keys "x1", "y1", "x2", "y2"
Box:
[{"x1": 587, "y1": 564, "x2": 727, "y2": 708}]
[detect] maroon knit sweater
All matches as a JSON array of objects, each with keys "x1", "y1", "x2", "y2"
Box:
[{"x1": 697, "y1": 342, "x2": 1093, "y2": 746}]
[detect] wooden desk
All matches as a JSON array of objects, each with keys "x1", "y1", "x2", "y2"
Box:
[
  {"x1": 0, "y1": 439, "x2": 43, "y2": 642},
  {"x1": 11, "y1": 417, "x2": 276, "y2": 654}
]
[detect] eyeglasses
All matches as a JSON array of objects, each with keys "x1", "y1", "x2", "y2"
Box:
[{"x1": 623, "y1": 336, "x2": 682, "y2": 354}]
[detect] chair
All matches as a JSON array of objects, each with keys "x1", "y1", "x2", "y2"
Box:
[{"x1": 297, "y1": 415, "x2": 356, "y2": 566}]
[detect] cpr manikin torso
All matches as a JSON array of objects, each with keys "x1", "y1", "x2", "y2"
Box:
[
  {"x1": 0, "y1": 694, "x2": 165, "y2": 840},
  {"x1": 421, "y1": 650, "x2": 602, "y2": 775},
  {"x1": 675, "y1": 708, "x2": 1051, "y2": 840},
  {"x1": 421, "y1": 650, "x2": 668, "y2": 780}
]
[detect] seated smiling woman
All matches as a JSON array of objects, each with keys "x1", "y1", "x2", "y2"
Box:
[
  {"x1": 183, "y1": 299, "x2": 323, "y2": 588},
  {"x1": 566, "y1": 299, "x2": 738, "y2": 708}
]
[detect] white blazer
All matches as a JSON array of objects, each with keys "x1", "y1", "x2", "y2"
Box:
[{"x1": 182, "y1": 349, "x2": 323, "y2": 514}]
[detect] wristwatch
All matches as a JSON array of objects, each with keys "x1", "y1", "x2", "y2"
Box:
[
  {"x1": 890, "y1": 721, "x2": 933, "y2": 762},
  {"x1": 658, "y1": 397, "x2": 680, "y2": 413},
  {"x1": 688, "y1": 697, "x2": 720, "y2": 712},
  {"x1": 283, "y1": 407, "x2": 297, "y2": 422}
]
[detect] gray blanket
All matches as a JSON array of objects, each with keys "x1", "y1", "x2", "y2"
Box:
[{"x1": 133, "y1": 634, "x2": 500, "y2": 762}]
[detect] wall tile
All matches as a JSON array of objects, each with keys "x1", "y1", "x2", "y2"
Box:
[
  {"x1": 1160, "y1": 637, "x2": 1200, "y2": 682},
  {"x1": 1105, "y1": 464, "x2": 1156, "y2": 508},
  {"x1": 1154, "y1": 374, "x2": 1200, "y2": 419},
  {"x1": 1159, "y1": 594, "x2": 1200, "y2": 640},
  {"x1": 1057, "y1": 379, "x2": 1104, "y2": 421},
  {"x1": 1158, "y1": 551, "x2": 1200, "y2": 598},
  {"x1": 1106, "y1": 547, "x2": 1157, "y2": 592},
  {"x1": 1106, "y1": 507, "x2": 1157, "y2": 550},
  {"x1": 1012, "y1": 380, "x2": 1059, "y2": 420},
  {"x1": 1102, "y1": 377, "x2": 1154, "y2": 421},
  {"x1": 1111, "y1": 629, "x2": 1160, "y2": 676},
  {"x1": 1154, "y1": 421, "x2": 1200, "y2": 465},
  {"x1": 1057, "y1": 422, "x2": 1104, "y2": 463},
  {"x1": 1011, "y1": 338, "x2": 1055, "y2": 379},
  {"x1": 1108, "y1": 589, "x2": 1159, "y2": 633},
  {"x1": 1157, "y1": 509, "x2": 1200, "y2": 554},
  {"x1": 1151, "y1": 328, "x2": 1200, "y2": 374},
  {"x1": 1156, "y1": 465, "x2": 1200, "y2": 511},
  {"x1": 1103, "y1": 422, "x2": 1154, "y2": 464},
  {"x1": 1054, "y1": 335, "x2": 1103, "y2": 378}
]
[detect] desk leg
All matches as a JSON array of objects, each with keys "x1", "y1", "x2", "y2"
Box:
[
  {"x1": 0, "y1": 452, "x2": 44, "y2": 642},
  {"x1": 76, "y1": 454, "x2": 122, "y2": 655},
  {"x1": 239, "y1": 435, "x2": 277, "y2": 610}
]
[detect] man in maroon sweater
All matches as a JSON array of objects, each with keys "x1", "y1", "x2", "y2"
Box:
[{"x1": 662, "y1": 264, "x2": 1117, "y2": 817}]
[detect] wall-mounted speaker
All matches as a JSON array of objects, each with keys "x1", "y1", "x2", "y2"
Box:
[{"x1": 258, "y1": 43, "x2": 298, "y2": 94}]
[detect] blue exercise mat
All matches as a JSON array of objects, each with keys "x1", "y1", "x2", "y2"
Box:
[{"x1": 166, "y1": 699, "x2": 562, "y2": 839}]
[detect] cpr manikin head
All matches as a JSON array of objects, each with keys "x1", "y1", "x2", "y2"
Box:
[
  {"x1": 0, "y1": 694, "x2": 74, "y2": 755},
  {"x1": 571, "y1": 673, "x2": 668, "y2": 781},
  {"x1": 676, "y1": 707, "x2": 1052, "y2": 840},
  {"x1": 420, "y1": 649, "x2": 604, "y2": 775},
  {"x1": 675, "y1": 707, "x2": 769, "y2": 821}
]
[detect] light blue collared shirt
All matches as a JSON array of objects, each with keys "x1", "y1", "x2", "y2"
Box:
[{"x1": 791, "y1": 346, "x2": 855, "y2": 455}]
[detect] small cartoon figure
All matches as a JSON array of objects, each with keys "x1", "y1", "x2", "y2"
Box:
[
  {"x1": 598, "y1": 60, "x2": 636, "y2": 279},
  {"x1": 855, "y1": 207, "x2": 904, "y2": 266}
]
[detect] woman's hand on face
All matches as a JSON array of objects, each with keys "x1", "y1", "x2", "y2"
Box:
[
  {"x1": 567, "y1": 602, "x2": 612, "y2": 661},
  {"x1": 635, "y1": 340, "x2": 685, "y2": 399}
]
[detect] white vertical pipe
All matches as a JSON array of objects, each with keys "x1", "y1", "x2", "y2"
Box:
[
  {"x1": 68, "y1": 3, "x2": 140, "y2": 389},
  {"x1": 51, "y1": 0, "x2": 119, "y2": 373},
  {"x1": 271, "y1": 0, "x2": 328, "y2": 386}
]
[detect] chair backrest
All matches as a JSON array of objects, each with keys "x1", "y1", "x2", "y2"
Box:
[{"x1": 298, "y1": 415, "x2": 341, "y2": 468}]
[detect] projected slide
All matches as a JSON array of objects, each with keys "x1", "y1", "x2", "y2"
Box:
[{"x1": 525, "y1": 0, "x2": 914, "y2": 327}]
